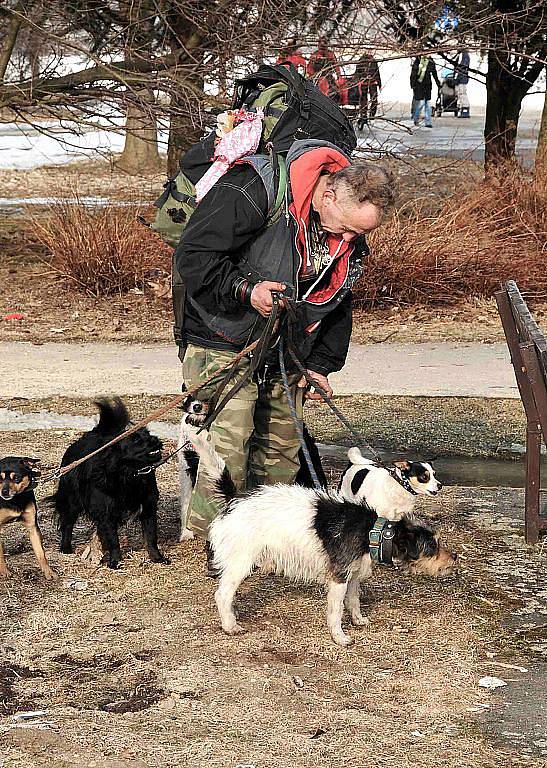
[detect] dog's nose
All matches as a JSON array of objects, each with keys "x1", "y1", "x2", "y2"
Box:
[
  {"x1": 437, "y1": 482, "x2": 443, "y2": 490},
  {"x1": 451, "y1": 551, "x2": 458, "y2": 561}
]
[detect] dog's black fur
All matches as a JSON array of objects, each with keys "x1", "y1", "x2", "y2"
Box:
[{"x1": 55, "y1": 398, "x2": 169, "y2": 569}]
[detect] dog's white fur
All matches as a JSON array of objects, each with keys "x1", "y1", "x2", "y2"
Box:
[
  {"x1": 339, "y1": 448, "x2": 440, "y2": 518},
  {"x1": 212, "y1": 486, "x2": 373, "y2": 647},
  {"x1": 181, "y1": 421, "x2": 372, "y2": 646}
]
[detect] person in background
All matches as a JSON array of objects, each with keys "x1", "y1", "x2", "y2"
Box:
[
  {"x1": 307, "y1": 35, "x2": 341, "y2": 98},
  {"x1": 276, "y1": 38, "x2": 307, "y2": 75},
  {"x1": 354, "y1": 51, "x2": 382, "y2": 128},
  {"x1": 454, "y1": 47, "x2": 470, "y2": 117},
  {"x1": 410, "y1": 55, "x2": 440, "y2": 128}
]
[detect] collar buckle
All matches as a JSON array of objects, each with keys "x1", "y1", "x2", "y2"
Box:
[{"x1": 369, "y1": 517, "x2": 396, "y2": 565}]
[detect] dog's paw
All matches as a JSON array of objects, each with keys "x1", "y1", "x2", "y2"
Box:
[
  {"x1": 0, "y1": 567, "x2": 11, "y2": 579},
  {"x1": 333, "y1": 633, "x2": 354, "y2": 647},
  {"x1": 351, "y1": 614, "x2": 369, "y2": 628},
  {"x1": 151, "y1": 554, "x2": 171, "y2": 565},
  {"x1": 179, "y1": 528, "x2": 195, "y2": 542},
  {"x1": 224, "y1": 622, "x2": 246, "y2": 636},
  {"x1": 43, "y1": 567, "x2": 59, "y2": 581}
]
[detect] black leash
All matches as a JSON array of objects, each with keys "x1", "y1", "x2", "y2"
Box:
[
  {"x1": 278, "y1": 333, "x2": 322, "y2": 491},
  {"x1": 282, "y1": 297, "x2": 417, "y2": 497},
  {"x1": 199, "y1": 291, "x2": 284, "y2": 431},
  {"x1": 135, "y1": 440, "x2": 193, "y2": 476}
]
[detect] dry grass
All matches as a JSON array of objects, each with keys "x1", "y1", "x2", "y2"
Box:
[
  {"x1": 0, "y1": 427, "x2": 545, "y2": 767},
  {"x1": 356, "y1": 163, "x2": 547, "y2": 308},
  {"x1": 31, "y1": 200, "x2": 172, "y2": 297}
]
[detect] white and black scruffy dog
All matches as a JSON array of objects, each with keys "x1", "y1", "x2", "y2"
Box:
[
  {"x1": 338, "y1": 447, "x2": 442, "y2": 518},
  {"x1": 180, "y1": 422, "x2": 457, "y2": 647}
]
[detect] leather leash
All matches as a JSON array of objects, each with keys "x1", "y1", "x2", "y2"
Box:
[{"x1": 37, "y1": 338, "x2": 262, "y2": 487}]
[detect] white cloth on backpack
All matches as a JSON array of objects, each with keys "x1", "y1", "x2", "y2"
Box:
[{"x1": 195, "y1": 108, "x2": 264, "y2": 202}]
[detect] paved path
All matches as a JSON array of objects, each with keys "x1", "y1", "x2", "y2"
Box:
[
  {"x1": 0, "y1": 341, "x2": 518, "y2": 399},
  {"x1": 358, "y1": 111, "x2": 540, "y2": 165}
]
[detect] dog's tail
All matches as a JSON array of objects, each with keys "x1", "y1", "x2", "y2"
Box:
[
  {"x1": 347, "y1": 446, "x2": 376, "y2": 466},
  {"x1": 180, "y1": 419, "x2": 237, "y2": 506},
  {"x1": 94, "y1": 397, "x2": 130, "y2": 434}
]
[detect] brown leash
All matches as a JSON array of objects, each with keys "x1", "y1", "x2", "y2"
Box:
[{"x1": 38, "y1": 338, "x2": 261, "y2": 487}]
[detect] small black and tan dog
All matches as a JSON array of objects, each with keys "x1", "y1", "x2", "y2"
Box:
[
  {"x1": 0, "y1": 456, "x2": 57, "y2": 580},
  {"x1": 55, "y1": 397, "x2": 169, "y2": 569}
]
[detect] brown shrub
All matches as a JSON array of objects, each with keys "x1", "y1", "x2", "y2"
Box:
[
  {"x1": 32, "y1": 200, "x2": 172, "y2": 297},
  {"x1": 355, "y1": 163, "x2": 547, "y2": 308}
]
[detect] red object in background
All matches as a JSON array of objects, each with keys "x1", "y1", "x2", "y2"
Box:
[
  {"x1": 276, "y1": 51, "x2": 308, "y2": 75},
  {"x1": 3, "y1": 312, "x2": 24, "y2": 321},
  {"x1": 336, "y1": 75, "x2": 349, "y2": 106}
]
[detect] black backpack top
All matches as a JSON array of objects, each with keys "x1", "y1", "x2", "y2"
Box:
[{"x1": 233, "y1": 63, "x2": 356, "y2": 155}]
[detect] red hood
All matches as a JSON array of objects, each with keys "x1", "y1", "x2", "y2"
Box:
[
  {"x1": 289, "y1": 146, "x2": 353, "y2": 305},
  {"x1": 290, "y1": 146, "x2": 350, "y2": 229}
]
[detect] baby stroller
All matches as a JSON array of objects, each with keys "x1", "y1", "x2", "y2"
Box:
[{"x1": 434, "y1": 76, "x2": 458, "y2": 117}]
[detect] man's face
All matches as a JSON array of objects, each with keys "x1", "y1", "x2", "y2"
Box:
[{"x1": 318, "y1": 191, "x2": 383, "y2": 242}]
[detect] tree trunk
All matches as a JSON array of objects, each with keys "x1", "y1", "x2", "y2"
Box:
[
  {"x1": 484, "y1": 48, "x2": 524, "y2": 170},
  {"x1": 167, "y1": 87, "x2": 204, "y2": 176},
  {"x1": 534, "y1": 88, "x2": 547, "y2": 180},
  {"x1": 0, "y1": 3, "x2": 25, "y2": 82},
  {"x1": 117, "y1": 93, "x2": 162, "y2": 174},
  {"x1": 165, "y1": 14, "x2": 205, "y2": 176}
]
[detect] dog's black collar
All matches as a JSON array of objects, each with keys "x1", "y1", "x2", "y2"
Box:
[
  {"x1": 369, "y1": 517, "x2": 396, "y2": 565},
  {"x1": 386, "y1": 466, "x2": 418, "y2": 496}
]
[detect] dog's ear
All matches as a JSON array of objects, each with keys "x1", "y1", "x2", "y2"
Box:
[
  {"x1": 393, "y1": 459, "x2": 411, "y2": 472},
  {"x1": 418, "y1": 528, "x2": 439, "y2": 558},
  {"x1": 21, "y1": 457, "x2": 41, "y2": 468}
]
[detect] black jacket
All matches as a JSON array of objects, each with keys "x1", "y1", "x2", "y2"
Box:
[
  {"x1": 174, "y1": 163, "x2": 355, "y2": 375},
  {"x1": 410, "y1": 57, "x2": 440, "y2": 100}
]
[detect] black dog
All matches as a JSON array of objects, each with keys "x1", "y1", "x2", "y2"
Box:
[
  {"x1": 55, "y1": 398, "x2": 169, "y2": 569},
  {"x1": 0, "y1": 456, "x2": 57, "y2": 580}
]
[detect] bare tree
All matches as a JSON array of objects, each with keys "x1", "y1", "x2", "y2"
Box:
[{"x1": 0, "y1": 0, "x2": 544, "y2": 174}]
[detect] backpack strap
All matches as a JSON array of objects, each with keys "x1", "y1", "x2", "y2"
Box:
[
  {"x1": 154, "y1": 178, "x2": 196, "y2": 209},
  {"x1": 241, "y1": 153, "x2": 288, "y2": 220},
  {"x1": 270, "y1": 154, "x2": 287, "y2": 220}
]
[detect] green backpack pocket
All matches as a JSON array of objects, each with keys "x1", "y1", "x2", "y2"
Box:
[{"x1": 150, "y1": 172, "x2": 197, "y2": 248}]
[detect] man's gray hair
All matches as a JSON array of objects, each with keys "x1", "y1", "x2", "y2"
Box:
[{"x1": 326, "y1": 162, "x2": 396, "y2": 212}]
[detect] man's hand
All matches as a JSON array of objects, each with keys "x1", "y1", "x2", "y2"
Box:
[
  {"x1": 250, "y1": 281, "x2": 286, "y2": 317},
  {"x1": 297, "y1": 370, "x2": 333, "y2": 401}
]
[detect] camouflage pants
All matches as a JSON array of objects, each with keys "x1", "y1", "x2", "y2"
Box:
[{"x1": 182, "y1": 343, "x2": 303, "y2": 539}]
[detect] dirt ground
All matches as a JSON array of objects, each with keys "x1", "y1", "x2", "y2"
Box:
[
  {"x1": 0, "y1": 427, "x2": 545, "y2": 768},
  {"x1": 3, "y1": 155, "x2": 543, "y2": 346}
]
